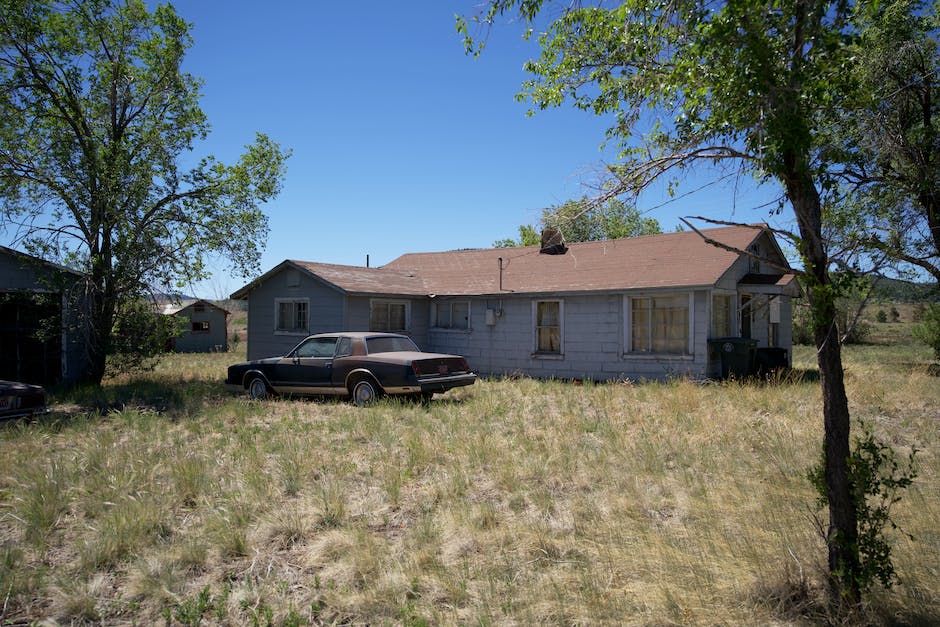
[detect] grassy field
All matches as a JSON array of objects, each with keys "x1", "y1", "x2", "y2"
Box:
[{"x1": 0, "y1": 333, "x2": 937, "y2": 625}]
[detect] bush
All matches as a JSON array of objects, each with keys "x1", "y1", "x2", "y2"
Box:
[
  {"x1": 913, "y1": 304, "x2": 940, "y2": 361},
  {"x1": 792, "y1": 302, "x2": 871, "y2": 345},
  {"x1": 876, "y1": 309, "x2": 888, "y2": 323}
]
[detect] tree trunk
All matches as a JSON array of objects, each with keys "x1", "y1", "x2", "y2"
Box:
[{"x1": 786, "y1": 166, "x2": 861, "y2": 605}]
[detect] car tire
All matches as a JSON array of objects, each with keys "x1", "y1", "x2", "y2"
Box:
[
  {"x1": 247, "y1": 376, "x2": 270, "y2": 401},
  {"x1": 350, "y1": 377, "x2": 381, "y2": 406}
]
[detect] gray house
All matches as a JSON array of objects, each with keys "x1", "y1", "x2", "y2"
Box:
[
  {"x1": 1, "y1": 246, "x2": 91, "y2": 384},
  {"x1": 231, "y1": 225, "x2": 800, "y2": 381},
  {"x1": 161, "y1": 299, "x2": 230, "y2": 352}
]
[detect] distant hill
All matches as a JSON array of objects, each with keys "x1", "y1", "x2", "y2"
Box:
[{"x1": 871, "y1": 277, "x2": 939, "y2": 302}]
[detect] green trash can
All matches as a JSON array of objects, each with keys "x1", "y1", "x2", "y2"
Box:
[{"x1": 709, "y1": 337, "x2": 758, "y2": 379}]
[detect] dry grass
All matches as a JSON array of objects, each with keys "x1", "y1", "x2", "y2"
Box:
[{"x1": 0, "y1": 340, "x2": 937, "y2": 625}]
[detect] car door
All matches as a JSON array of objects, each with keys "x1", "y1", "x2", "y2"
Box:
[{"x1": 275, "y1": 336, "x2": 338, "y2": 392}]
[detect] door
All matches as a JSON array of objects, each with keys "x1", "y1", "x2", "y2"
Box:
[
  {"x1": 740, "y1": 295, "x2": 752, "y2": 339},
  {"x1": 274, "y1": 336, "x2": 338, "y2": 391}
]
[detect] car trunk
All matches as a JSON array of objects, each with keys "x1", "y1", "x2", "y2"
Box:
[{"x1": 411, "y1": 356, "x2": 470, "y2": 377}]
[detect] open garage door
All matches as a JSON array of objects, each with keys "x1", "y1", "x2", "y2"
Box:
[{"x1": 0, "y1": 293, "x2": 62, "y2": 385}]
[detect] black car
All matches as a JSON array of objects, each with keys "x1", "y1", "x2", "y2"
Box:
[
  {"x1": 0, "y1": 380, "x2": 48, "y2": 420},
  {"x1": 225, "y1": 332, "x2": 476, "y2": 404}
]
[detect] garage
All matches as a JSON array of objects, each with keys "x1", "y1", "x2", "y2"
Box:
[{"x1": 0, "y1": 246, "x2": 89, "y2": 385}]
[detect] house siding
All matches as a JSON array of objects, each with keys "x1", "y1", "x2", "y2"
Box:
[
  {"x1": 172, "y1": 304, "x2": 229, "y2": 352},
  {"x1": 425, "y1": 291, "x2": 709, "y2": 381},
  {"x1": 246, "y1": 268, "x2": 345, "y2": 359}
]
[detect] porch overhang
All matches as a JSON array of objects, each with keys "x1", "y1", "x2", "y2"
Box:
[{"x1": 737, "y1": 273, "x2": 802, "y2": 297}]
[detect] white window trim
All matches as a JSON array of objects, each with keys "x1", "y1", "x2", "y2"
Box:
[
  {"x1": 274, "y1": 297, "x2": 310, "y2": 335},
  {"x1": 531, "y1": 299, "x2": 564, "y2": 357},
  {"x1": 369, "y1": 298, "x2": 411, "y2": 332},
  {"x1": 623, "y1": 292, "x2": 694, "y2": 357},
  {"x1": 430, "y1": 300, "x2": 472, "y2": 332}
]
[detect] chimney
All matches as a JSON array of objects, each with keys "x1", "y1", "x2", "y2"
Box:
[{"x1": 539, "y1": 228, "x2": 568, "y2": 255}]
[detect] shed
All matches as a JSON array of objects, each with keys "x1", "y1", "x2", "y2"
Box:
[
  {"x1": 0, "y1": 246, "x2": 91, "y2": 384},
  {"x1": 162, "y1": 299, "x2": 229, "y2": 352}
]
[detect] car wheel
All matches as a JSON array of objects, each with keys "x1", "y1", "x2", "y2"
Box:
[
  {"x1": 350, "y1": 378, "x2": 380, "y2": 406},
  {"x1": 247, "y1": 376, "x2": 269, "y2": 400}
]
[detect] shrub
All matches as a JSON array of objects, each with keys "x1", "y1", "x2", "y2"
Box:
[
  {"x1": 875, "y1": 309, "x2": 887, "y2": 323},
  {"x1": 913, "y1": 304, "x2": 940, "y2": 361}
]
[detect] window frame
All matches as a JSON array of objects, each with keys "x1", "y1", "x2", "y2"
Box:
[
  {"x1": 191, "y1": 320, "x2": 210, "y2": 334},
  {"x1": 431, "y1": 300, "x2": 471, "y2": 331},
  {"x1": 624, "y1": 292, "x2": 694, "y2": 356},
  {"x1": 710, "y1": 292, "x2": 735, "y2": 339},
  {"x1": 274, "y1": 297, "x2": 310, "y2": 335},
  {"x1": 531, "y1": 299, "x2": 564, "y2": 357},
  {"x1": 369, "y1": 299, "x2": 411, "y2": 332}
]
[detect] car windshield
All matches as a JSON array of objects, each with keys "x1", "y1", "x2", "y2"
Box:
[{"x1": 365, "y1": 336, "x2": 419, "y2": 354}]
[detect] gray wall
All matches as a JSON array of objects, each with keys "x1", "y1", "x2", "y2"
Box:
[
  {"x1": 173, "y1": 305, "x2": 229, "y2": 352},
  {"x1": 245, "y1": 267, "x2": 346, "y2": 359},
  {"x1": 425, "y1": 291, "x2": 710, "y2": 382}
]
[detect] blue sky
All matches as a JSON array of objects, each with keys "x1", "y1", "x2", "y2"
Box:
[
  {"x1": 4, "y1": 1, "x2": 788, "y2": 297},
  {"x1": 173, "y1": 1, "x2": 789, "y2": 298}
]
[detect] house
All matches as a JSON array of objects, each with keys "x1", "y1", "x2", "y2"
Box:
[
  {"x1": 160, "y1": 299, "x2": 230, "y2": 352},
  {"x1": 230, "y1": 225, "x2": 800, "y2": 381},
  {"x1": 0, "y1": 246, "x2": 91, "y2": 384}
]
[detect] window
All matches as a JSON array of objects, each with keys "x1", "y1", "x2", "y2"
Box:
[
  {"x1": 711, "y1": 294, "x2": 733, "y2": 338},
  {"x1": 191, "y1": 320, "x2": 210, "y2": 334},
  {"x1": 628, "y1": 294, "x2": 691, "y2": 355},
  {"x1": 193, "y1": 303, "x2": 205, "y2": 313},
  {"x1": 370, "y1": 300, "x2": 409, "y2": 332},
  {"x1": 533, "y1": 300, "x2": 563, "y2": 354},
  {"x1": 276, "y1": 299, "x2": 308, "y2": 334},
  {"x1": 294, "y1": 336, "x2": 337, "y2": 358},
  {"x1": 335, "y1": 336, "x2": 352, "y2": 358},
  {"x1": 433, "y1": 301, "x2": 470, "y2": 330}
]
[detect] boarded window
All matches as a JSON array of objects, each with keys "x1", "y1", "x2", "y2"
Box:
[
  {"x1": 434, "y1": 301, "x2": 470, "y2": 329},
  {"x1": 631, "y1": 294, "x2": 689, "y2": 354},
  {"x1": 535, "y1": 301, "x2": 562, "y2": 353}
]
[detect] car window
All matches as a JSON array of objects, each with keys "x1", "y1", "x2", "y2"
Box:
[
  {"x1": 365, "y1": 336, "x2": 419, "y2": 354},
  {"x1": 335, "y1": 336, "x2": 352, "y2": 358},
  {"x1": 294, "y1": 337, "x2": 338, "y2": 358}
]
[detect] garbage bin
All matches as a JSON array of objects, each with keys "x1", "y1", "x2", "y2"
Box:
[
  {"x1": 754, "y1": 347, "x2": 789, "y2": 375},
  {"x1": 708, "y1": 337, "x2": 758, "y2": 379}
]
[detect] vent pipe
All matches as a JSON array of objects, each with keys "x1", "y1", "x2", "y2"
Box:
[{"x1": 498, "y1": 257, "x2": 503, "y2": 291}]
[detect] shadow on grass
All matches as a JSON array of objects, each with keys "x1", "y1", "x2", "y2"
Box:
[{"x1": 47, "y1": 377, "x2": 231, "y2": 420}]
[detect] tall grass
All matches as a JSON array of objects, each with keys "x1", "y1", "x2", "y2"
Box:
[{"x1": 0, "y1": 343, "x2": 936, "y2": 624}]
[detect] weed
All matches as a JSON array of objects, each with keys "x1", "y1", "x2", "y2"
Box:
[{"x1": 14, "y1": 461, "x2": 70, "y2": 549}]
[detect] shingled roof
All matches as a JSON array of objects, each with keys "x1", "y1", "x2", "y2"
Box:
[
  {"x1": 383, "y1": 224, "x2": 778, "y2": 296},
  {"x1": 231, "y1": 225, "x2": 790, "y2": 299}
]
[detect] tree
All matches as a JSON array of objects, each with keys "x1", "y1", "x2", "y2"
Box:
[
  {"x1": 493, "y1": 196, "x2": 661, "y2": 247},
  {"x1": 826, "y1": 1, "x2": 939, "y2": 285},
  {"x1": 0, "y1": 0, "x2": 288, "y2": 384},
  {"x1": 459, "y1": 0, "x2": 927, "y2": 604}
]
